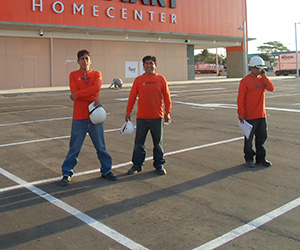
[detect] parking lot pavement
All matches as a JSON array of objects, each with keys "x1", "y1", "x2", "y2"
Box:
[{"x1": 0, "y1": 76, "x2": 299, "y2": 250}]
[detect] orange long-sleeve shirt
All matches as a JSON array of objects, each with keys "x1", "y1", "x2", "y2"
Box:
[
  {"x1": 237, "y1": 74, "x2": 275, "y2": 120},
  {"x1": 126, "y1": 73, "x2": 172, "y2": 119},
  {"x1": 70, "y1": 69, "x2": 101, "y2": 120}
]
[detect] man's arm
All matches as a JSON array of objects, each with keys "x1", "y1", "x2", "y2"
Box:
[
  {"x1": 125, "y1": 80, "x2": 138, "y2": 121},
  {"x1": 237, "y1": 79, "x2": 246, "y2": 123},
  {"x1": 74, "y1": 71, "x2": 102, "y2": 101}
]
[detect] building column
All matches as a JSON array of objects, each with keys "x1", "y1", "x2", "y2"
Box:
[
  {"x1": 226, "y1": 45, "x2": 247, "y2": 78},
  {"x1": 187, "y1": 44, "x2": 195, "y2": 80}
]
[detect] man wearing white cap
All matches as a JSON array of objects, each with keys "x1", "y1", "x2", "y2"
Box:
[{"x1": 237, "y1": 56, "x2": 275, "y2": 168}]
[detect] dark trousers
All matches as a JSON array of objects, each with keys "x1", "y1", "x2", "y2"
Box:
[
  {"x1": 244, "y1": 118, "x2": 268, "y2": 162},
  {"x1": 132, "y1": 118, "x2": 165, "y2": 169}
]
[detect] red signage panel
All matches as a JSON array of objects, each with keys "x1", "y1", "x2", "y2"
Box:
[{"x1": 0, "y1": 0, "x2": 246, "y2": 37}]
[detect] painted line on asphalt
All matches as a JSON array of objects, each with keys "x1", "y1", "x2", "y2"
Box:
[
  {"x1": 0, "y1": 117, "x2": 72, "y2": 127},
  {"x1": 170, "y1": 87, "x2": 225, "y2": 93},
  {"x1": 0, "y1": 167, "x2": 149, "y2": 250},
  {"x1": 0, "y1": 128, "x2": 120, "y2": 148},
  {"x1": 0, "y1": 137, "x2": 243, "y2": 193},
  {"x1": 1, "y1": 136, "x2": 299, "y2": 250},
  {"x1": 193, "y1": 197, "x2": 300, "y2": 250},
  {"x1": 115, "y1": 88, "x2": 225, "y2": 101},
  {"x1": 173, "y1": 101, "x2": 300, "y2": 113}
]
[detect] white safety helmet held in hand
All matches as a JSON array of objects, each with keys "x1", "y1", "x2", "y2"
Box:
[
  {"x1": 248, "y1": 56, "x2": 267, "y2": 68},
  {"x1": 89, "y1": 102, "x2": 106, "y2": 124},
  {"x1": 120, "y1": 120, "x2": 135, "y2": 135}
]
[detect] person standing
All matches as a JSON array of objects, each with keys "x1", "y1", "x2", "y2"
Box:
[
  {"x1": 237, "y1": 56, "x2": 275, "y2": 168},
  {"x1": 59, "y1": 49, "x2": 117, "y2": 186},
  {"x1": 125, "y1": 55, "x2": 172, "y2": 175}
]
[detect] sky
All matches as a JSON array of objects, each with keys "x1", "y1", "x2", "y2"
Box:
[{"x1": 247, "y1": 0, "x2": 300, "y2": 54}]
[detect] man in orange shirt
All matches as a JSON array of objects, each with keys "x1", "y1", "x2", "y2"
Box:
[
  {"x1": 237, "y1": 56, "x2": 275, "y2": 168},
  {"x1": 125, "y1": 55, "x2": 172, "y2": 175},
  {"x1": 59, "y1": 49, "x2": 117, "y2": 186}
]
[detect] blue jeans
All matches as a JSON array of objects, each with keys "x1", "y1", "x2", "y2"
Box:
[
  {"x1": 61, "y1": 119, "x2": 112, "y2": 177},
  {"x1": 132, "y1": 118, "x2": 165, "y2": 170},
  {"x1": 244, "y1": 118, "x2": 267, "y2": 162}
]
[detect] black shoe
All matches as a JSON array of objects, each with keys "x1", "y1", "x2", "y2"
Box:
[
  {"x1": 245, "y1": 161, "x2": 255, "y2": 168},
  {"x1": 155, "y1": 166, "x2": 167, "y2": 175},
  {"x1": 127, "y1": 166, "x2": 142, "y2": 175},
  {"x1": 102, "y1": 172, "x2": 118, "y2": 181},
  {"x1": 256, "y1": 160, "x2": 272, "y2": 167},
  {"x1": 59, "y1": 176, "x2": 71, "y2": 186}
]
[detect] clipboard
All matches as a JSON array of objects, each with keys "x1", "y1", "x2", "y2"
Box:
[{"x1": 238, "y1": 120, "x2": 253, "y2": 139}]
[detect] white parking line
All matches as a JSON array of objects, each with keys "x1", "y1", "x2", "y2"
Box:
[
  {"x1": 0, "y1": 167, "x2": 149, "y2": 250},
  {"x1": 193, "y1": 197, "x2": 300, "y2": 250},
  {"x1": 0, "y1": 137, "x2": 243, "y2": 193},
  {"x1": 170, "y1": 87, "x2": 225, "y2": 93},
  {"x1": 1, "y1": 134, "x2": 299, "y2": 250},
  {"x1": 0, "y1": 117, "x2": 72, "y2": 127},
  {"x1": 0, "y1": 128, "x2": 121, "y2": 148},
  {"x1": 174, "y1": 101, "x2": 300, "y2": 113},
  {"x1": 1, "y1": 135, "x2": 299, "y2": 250}
]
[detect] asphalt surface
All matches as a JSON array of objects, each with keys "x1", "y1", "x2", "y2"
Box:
[{"x1": 0, "y1": 76, "x2": 299, "y2": 250}]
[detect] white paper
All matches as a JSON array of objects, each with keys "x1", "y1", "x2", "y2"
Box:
[
  {"x1": 238, "y1": 120, "x2": 253, "y2": 139},
  {"x1": 125, "y1": 61, "x2": 138, "y2": 78}
]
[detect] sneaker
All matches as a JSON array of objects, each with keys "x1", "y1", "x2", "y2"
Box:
[
  {"x1": 155, "y1": 166, "x2": 167, "y2": 175},
  {"x1": 102, "y1": 172, "x2": 118, "y2": 181},
  {"x1": 59, "y1": 176, "x2": 71, "y2": 186},
  {"x1": 127, "y1": 166, "x2": 142, "y2": 175},
  {"x1": 256, "y1": 160, "x2": 272, "y2": 167},
  {"x1": 245, "y1": 161, "x2": 255, "y2": 168}
]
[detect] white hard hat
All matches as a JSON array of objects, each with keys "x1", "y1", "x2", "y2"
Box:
[
  {"x1": 89, "y1": 102, "x2": 106, "y2": 124},
  {"x1": 248, "y1": 56, "x2": 267, "y2": 68},
  {"x1": 120, "y1": 120, "x2": 135, "y2": 135},
  {"x1": 113, "y1": 78, "x2": 123, "y2": 88}
]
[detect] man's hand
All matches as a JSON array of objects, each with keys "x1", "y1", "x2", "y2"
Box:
[
  {"x1": 164, "y1": 113, "x2": 172, "y2": 124},
  {"x1": 70, "y1": 93, "x2": 77, "y2": 101},
  {"x1": 238, "y1": 115, "x2": 244, "y2": 123},
  {"x1": 259, "y1": 68, "x2": 266, "y2": 76},
  {"x1": 94, "y1": 99, "x2": 101, "y2": 107},
  {"x1": 125, "y1": 114, "x2": 131, "y2": 122}
]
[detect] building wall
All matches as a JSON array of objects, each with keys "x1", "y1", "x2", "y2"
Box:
[
  {"x1": 0, "y1": 37, "x2": 50, "y2": 89},
  {"x1": 0, "y1": 36, "x2": 187, "y2": 89}
]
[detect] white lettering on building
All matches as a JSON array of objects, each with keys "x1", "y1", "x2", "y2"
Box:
[
  {"x1": 106, "y1": 7, "x2": 115, "y2": 18},
  {"x1": 93, "y1": 6, "x2": 99, "y2": 17},
  {"x1": 52, "y1": 1, "x2": 64, "y2": 14},
  {"x1": 32, "y1": 0, "x2": 43, "y2": 11},
  {"x1": 160, "y1": 12, "x2": 165, "y2": 23},
  {"x1": 73, "y1": 4, "x2": 84, "y2": 15},
  {"x1": 31, "y1": 1, "x2": 178, "y2": 24},
  {"x1": 122, "y1": 8, "x2": 127, "y2": 19},
  {"x1": 148, "y1": 11, "x2": 154, "y2": 21},
  {"x1": 134, "y1": 10, "x2": 142, "y2": 21}
]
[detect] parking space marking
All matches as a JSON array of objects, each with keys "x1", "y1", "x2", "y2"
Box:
[
  {"x1": 0, "y1": 137, "x2": 243, "y2": 193},
  {"x1": 0, "y1": 105, "x2": 68, "y2": 115},
  {"x1": 0, "y1": 167, "x2": 149, "y2": 250},
  {"x1": 193, "y1": 197, "x2": 300, "y2": 250},
  {"x1": 1, "y1": 134, "x2": 299, "y2": 250},
  {"x1": 170, "y1": 88, "x2": 225, "y2": 93},
  {"x1": 0, "y1": 117, "x2": 72, "y2": 127},
  {"x1": 0, "y1": 135, "x2": 71, "y2": 148},
  {"x1": 173, "y1": 101, "x2": 236, "y2": 109},
  {"x1": 174, "y1": 101, "x2": 300, "y2": 113},
  {"x1": 0, "y1": 128, "x2": 121, "y2": 148}
]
